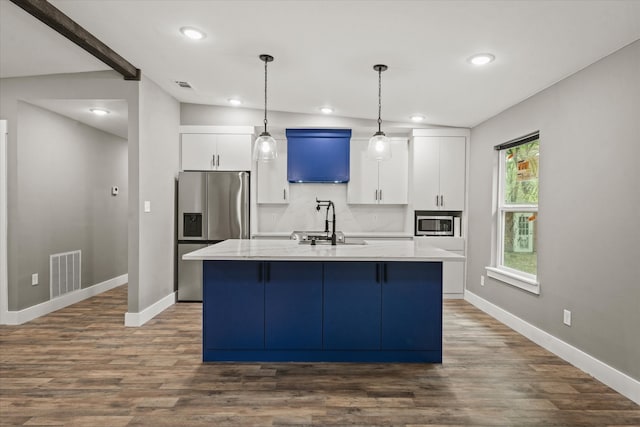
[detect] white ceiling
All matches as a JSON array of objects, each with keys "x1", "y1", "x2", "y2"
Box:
[
  {"x1": 27, "y1": 99, "x2": 129, "y2": 139},
  {"x1": 2, "y1": 0, "x2": 639, "y2": 128}
]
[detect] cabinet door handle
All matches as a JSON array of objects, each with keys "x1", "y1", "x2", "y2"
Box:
[
  {"x1": 375, "y1": 263, "x2": 380, "y2": 283},
  {"x1": 440, "y1": 195, "x2": 444, "y2": 206},
  {"x1": 212, "y1": 155, "x2": 216, "y2": 169},
  {"x1": 383, "y1": 263, "x2": 388, "y2": 283},
  {"x1": 374, "y1": 189, "x2": 378, "y2": 201},
  {"x1": 435, "y1": 195, "x2": 439, "y2": 207},
  {"x1": 283, "y1": 188, "x2": 286, "y2": 200},
  {"x1": 258, "y1": 263, "x2": 263, "y2": 282},
  {"x1": 379, "y1": 189, "x2": 382, "y2": 201},
  {"x1": 216, "y1": 155, "x2": 220, "y2": 167}
]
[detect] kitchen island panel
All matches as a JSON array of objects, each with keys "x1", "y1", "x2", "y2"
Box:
[
  {"x1": 203, "y1": 261, "x2": 264, "y2": 350},
  {"x1": 202, "y1": 259, "x2": 443, "y2": 363},
  {"x1": 324, "y1": 262, "x2": 382, "y2": 350},
  {"x1": 381, "y1": 262, "x2": 442, "y2": 354},
  {"x1": 265, "y1": 262, "x2": 323, "y2": 349}
]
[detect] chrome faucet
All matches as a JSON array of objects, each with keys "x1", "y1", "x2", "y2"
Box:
[{"x1": 315, "y1": 198, "x2": 337, "y2": 245}]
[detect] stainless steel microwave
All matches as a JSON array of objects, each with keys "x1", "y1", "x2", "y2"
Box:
[{"x1": 415, "y1": 215, "x2": 455, "y2": 236}]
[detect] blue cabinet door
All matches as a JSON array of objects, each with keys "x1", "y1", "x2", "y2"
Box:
[
  {"x1": 381, "y1": 262, "x2": 442, "y2": 350},
  {"x1": 324, "y1": 262, "x2": 381, "y2": 350},
  {"x1": 265, "y1": 262, "x2": 323, "y2": 349},
  {"x1": 203, "y1": 261, "x2": 264, "y2": 349}
]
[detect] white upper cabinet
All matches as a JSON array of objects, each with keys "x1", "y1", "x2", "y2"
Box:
[
  {"x1": 181, "y1": 133, "x2": 217, "y2": 171},
  {"x1": 378, "y1": 138, "x2": 409, "y2": 204},
  {"x1": 412, "y1": 133, "x2": 466, "y2": 211},
  {"x1": 347, "y1": 138, "x2": 379, "y2": 204},
  {"x1": 180, "y1": 126, "x2": 253, "y2": 171},
  {"x1": 257, "y1": 138, "x2": 289, "y2": 204},
  {"x1": 348, "y1": 137, "x2": 409, "y2": 204},
  {"x1": 216, "y1": 134, "x2": 252, "y2": 171}
]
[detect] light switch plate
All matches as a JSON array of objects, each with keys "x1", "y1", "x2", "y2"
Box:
[
  {"x1": 32, "y1": 273, "x2": 38, "y2": 286},
  {"x1": 563, "y1": 309, "x2": 571, "y2": 326},
  {"x1": 144, "y1": 201, "x2": 151, "y2": 212}
]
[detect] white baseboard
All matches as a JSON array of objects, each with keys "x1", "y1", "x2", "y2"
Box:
[
  {"x1": 465, "y1": 290, "x2": 640, "y2": 405},
  {"x1": 444, "y1": 293, "x2": 464, "y2": 300},
  {"x1": 2, "y1": 274, "x2": 127, "y2": 325},
  {"x1": 124, "y1": 291, "x2": 176, "y2": 327}
]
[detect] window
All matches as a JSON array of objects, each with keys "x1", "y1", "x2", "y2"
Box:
[{"x1": 487, "y1": 132, "x2": 539, "y2": 294}]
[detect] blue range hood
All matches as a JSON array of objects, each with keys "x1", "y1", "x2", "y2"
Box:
[{"x1": 286, "y1": 129, "x2": 351, "y2": 183}]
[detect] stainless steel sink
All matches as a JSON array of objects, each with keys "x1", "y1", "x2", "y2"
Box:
[
  {"x1": 297, "y1": 239, "x2": 367, "y2": 246},
  {"x1": 290, "y1": 231, "x2": 366, "y2": 245},
  {"x1": 290, "y1": 230, "x2": 345, "y2": 242}
]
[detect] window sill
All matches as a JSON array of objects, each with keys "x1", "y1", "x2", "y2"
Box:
[{"x1": 485, "y1": 267, "x2": 540, "y2": 295}]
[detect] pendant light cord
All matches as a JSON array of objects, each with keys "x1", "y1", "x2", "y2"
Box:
[
  {"x1": 377, "y1": 67, "x2": 382, "y2": 133},
  {"x1": 264, "y1": 58, "x2": 268, "y2": 134}
]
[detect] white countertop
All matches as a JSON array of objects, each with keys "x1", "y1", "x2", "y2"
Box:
[
  {"x1": 251, "y1": 231, "x2": 414, "y2": 239},
  {"x1": 182, "y1": 239, "x2": 465, "y2": 262}
]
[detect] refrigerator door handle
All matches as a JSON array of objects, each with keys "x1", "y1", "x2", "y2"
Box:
[{"x1": 242, "y1": 172, "x2": 250, "y2": 238}]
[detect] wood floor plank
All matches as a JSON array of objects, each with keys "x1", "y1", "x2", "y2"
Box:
[{"x1": 1, "y1": 285, "x2": 638, "y2": 427}]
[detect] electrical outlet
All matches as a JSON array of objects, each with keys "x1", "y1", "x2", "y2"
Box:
[
  {"x1": 480, "y1": 275, "x2": 485, "y2": 286},
  {"x1": 563, "y1": 309, "x2": 572, "y2": 326},
  {"x1": 31, "y1": 273, "x2": 38, "y2": 286}
]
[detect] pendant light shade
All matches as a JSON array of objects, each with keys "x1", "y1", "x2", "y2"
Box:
[
  {"x1": 254, "y1": 133, "x2": 277, "y2": 160},
  {"x1": 368, "y1": 64, "x2": 391, "y2": 161},
  {"x1": 254, "y1": 54, "x2": 277, "y2": 161}
]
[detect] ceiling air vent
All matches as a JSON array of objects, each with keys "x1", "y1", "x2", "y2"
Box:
[{"x1": 175, "y1": 80, "x2": 192, "y2": 89}]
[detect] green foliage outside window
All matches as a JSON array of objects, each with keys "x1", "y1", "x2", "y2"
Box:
[
  {"x1": 504, "y1": 140, "x2": 539, "y2": 205},
  {"x1": 502, "y1": 140, "x2": 539, "y2": 276}
]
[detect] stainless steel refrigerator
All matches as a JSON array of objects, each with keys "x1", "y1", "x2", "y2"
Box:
[{"x1": 177, "y1": 171, "x2": 250, "y2": 301}]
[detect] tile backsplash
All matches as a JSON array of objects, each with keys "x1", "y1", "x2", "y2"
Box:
[{"x1": 257, "y1": 183, "x2": 409, "y2": 233}]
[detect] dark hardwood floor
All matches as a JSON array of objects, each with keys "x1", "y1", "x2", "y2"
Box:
[{"x1": 1, "y1": 286, "x2": 638, "y2": 426}]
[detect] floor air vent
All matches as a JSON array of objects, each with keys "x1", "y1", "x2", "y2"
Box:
[{"x1": 50, "y1": 250, "x2": 81, "y2": 298}]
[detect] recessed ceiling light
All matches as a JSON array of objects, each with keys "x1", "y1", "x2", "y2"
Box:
[
  {"x1": 410, "y1": 115, "x2": 425, "y2": 122},
  {"x1": 180, "y1": 26, "x2": 206, "y2": 40},
  {"x1": 228, "y1": 98, "x2": 242, "y2": 106},
  {"x1": 468, "y1": 53, "x2": 495, "y2": 66},
  {"x1": 320, "y1": 107, "x2": 334, "y2": 114},
  {"x1": 89, "y1": 108, "x2": 110, "y2": 116}
]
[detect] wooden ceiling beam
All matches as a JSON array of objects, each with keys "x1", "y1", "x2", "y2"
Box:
[{"x1": 9, "y1": 0, "x2": 141, "y2": 80}]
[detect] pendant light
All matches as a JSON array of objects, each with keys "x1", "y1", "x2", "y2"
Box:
[
  {"x1": 254, "y1": 54, "x2": 277, "y2": 161},
  {"x1": 367, "y1": 64, "x2": 392, "y2": 161}
]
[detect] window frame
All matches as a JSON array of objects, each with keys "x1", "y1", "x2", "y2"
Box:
[{"x1": 486, "y1": 132, "x2": 540, "y2": 294}]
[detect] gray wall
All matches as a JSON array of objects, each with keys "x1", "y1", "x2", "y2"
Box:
[
  {"x1": 128, "y1": 76, "x2": 180, "y2": 313},
  {"x1": 466, "y1": 41, "x2": 640, "y2": 380},
  {"x1": 0, "y1": 71, "x2": 138, "y2": 312},
  {"x1": 11, "y1": 102, "x2": 128, "y2": 309}
]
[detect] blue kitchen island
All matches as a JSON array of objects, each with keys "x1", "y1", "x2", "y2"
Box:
[{"x1": 182, "y1": 239, "x2": 464, "y2": 363}]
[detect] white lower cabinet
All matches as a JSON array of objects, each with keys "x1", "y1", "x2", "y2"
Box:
[
  {"x1": 415, "y1": 236, "x2": 465, "y2": 298},
  {"x1": 443, "y1": 252, "x2": 465, "y2": 296}
]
